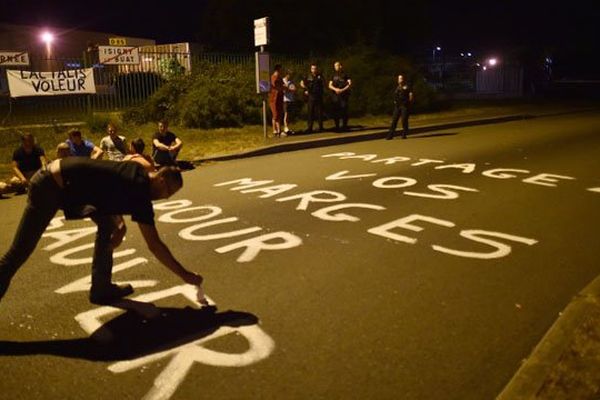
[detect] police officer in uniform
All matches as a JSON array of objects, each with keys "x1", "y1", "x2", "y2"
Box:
[
  {"x1": 300, "y1": 63, "x2": 325, "y2": 133},
  {"x1": 329, "y1": 61, "x2": 352, "y2": 132},
  {"x1": 386, "y1": 74, "x2": 414, "y2": 140}
]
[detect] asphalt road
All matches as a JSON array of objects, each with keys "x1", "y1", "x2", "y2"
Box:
[{"x1": 1, "y1": 112, "x2": 599, "y2": 400}]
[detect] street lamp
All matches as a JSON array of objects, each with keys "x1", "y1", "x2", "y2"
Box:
[
  {"x1": 432, "y1": 46, "x2": 442, "y2": 62},
  {"x1": 40, "y1": 31, "x2": 55, "y2": 59},
  {"x1": 41, "y1": 32, "x2": 54, "y2": 44},
  {"x1": 488, "y1": 58, "x2": 498, "y2": 67}
]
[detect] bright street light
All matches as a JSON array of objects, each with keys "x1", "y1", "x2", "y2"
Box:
[
  {"x1": 488, "y1": 58, "x2": 498, "y2": 66},
  {"x1": 41, "y1": 31, "x2": 54, "y2": 44}
]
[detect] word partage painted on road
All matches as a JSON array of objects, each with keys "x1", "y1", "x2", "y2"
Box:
[{"x1": 7, "y1": 68, "x2": 96, "y2": 97}]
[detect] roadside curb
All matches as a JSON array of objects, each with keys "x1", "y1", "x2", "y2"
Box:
[
  {"x1": 496, "y1": 274, "x2": 600, "y2": 400},
  {"x1": 193, "y1": 114, "x2": 532, "y2": 163}
]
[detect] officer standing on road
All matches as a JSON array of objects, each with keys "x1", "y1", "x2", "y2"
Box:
[
  {"x1": 328, "y1": 61, "x2": 352, "y2": 132},
  {"x1": 300, "y1": 63, "x2": 325, "y2": 133},
  {"x1": 386, "y1": 74, "x2": 414, "y2": 140}
]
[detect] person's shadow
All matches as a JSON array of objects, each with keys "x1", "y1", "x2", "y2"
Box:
[{"x1": 0, "y1": 300, "x2": 259, "y2": 362}]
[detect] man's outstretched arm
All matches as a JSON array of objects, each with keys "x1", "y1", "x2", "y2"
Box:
[{"x1": 138, "y1": 223, "x2": 203, "y2": 285}]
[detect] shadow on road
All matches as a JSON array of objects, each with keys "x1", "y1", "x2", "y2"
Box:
[{"x1": 0, "y1": 301, "x2": 258, "y2": 362}]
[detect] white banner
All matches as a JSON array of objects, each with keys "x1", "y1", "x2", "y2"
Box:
[
  {"x1": 7, "y1": 68, "x2": 96, "y2": 98},
  {"x1": 0, "y1": 51, "x2": 30, "y2": 66},
  {"x1": 98, "y1": 46, "x2": 140, "y2": 65}
]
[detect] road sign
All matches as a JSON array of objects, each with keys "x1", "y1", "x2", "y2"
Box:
[
  {"x1": 109, "y1": 37, "x2": 127, "y2": 46},
  {"x1": 255, "y1": 51, "x2": 271, "y2": 94},
  {"x1": 98, "y1": 46, "x2": 140, "y2": 65},
  {"x1": 254, "y1": 17, "x2": 270, "y2": 47},
  {"x1": 0, "y1": 51, "x2": 30, "y2": 66}
]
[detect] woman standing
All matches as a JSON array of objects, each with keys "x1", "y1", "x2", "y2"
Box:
[{"x1": 269, "y1": 64, "x2": 285, "y2": 137}]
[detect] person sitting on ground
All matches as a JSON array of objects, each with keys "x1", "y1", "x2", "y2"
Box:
[
  {"x1": 123, "y1": 138, "x2": 156, "y2": 173},
  {"x1": 10, "y1": 133, "x2": 48, "y2": 193},
  {"x1": 0, "y1": 157, "x2": 204, "y2": 306},
  {"x1": 100, "y1": 123, "x2": 127, "y2": 161},
  {"x1": 55, "y1": 142, "x2": 71, "y2": 159},
  {"x1": 66, "y1": 129, "x2": 103, "y2": 159},
  {"x1": 152, "y1": 120, "x2": 182, "y2": 167}
]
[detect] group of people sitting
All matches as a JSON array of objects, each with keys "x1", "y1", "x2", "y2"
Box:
[{"x1": 3, "y1": 119, "x2": 183, "y2": 195}]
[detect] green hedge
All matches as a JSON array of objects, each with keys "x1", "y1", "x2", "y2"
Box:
[{"x1": 123, "y1": 46, "x2": 438, "y2": 128}]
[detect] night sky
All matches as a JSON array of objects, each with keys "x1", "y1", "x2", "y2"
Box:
[{"x1": 1, "y1": 0, "x2": 599, "y2": 73}]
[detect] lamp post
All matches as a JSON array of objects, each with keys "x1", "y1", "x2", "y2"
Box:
[
  {"x1": 432, "y1": 46, "x2": 441, "y2": 63},
  {"x1": 40, "y1": 31, "x2": 54, "y2": 59}
]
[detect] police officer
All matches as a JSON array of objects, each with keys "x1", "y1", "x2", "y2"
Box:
[
  {"x1": 300, "y1": 63, "x2": 325, "y2": 133},
  {"x1": 328, "y1": 61, "x2": 352, "y2": 132},
  {"x1": 386, "y1": 74, "x2": 414, "y2": 140}
]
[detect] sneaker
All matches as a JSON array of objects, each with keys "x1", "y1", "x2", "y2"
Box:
[{"x1": 89, "y1": 283, "x2": 134, "y2": 305}]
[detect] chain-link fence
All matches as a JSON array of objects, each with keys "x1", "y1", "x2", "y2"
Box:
[{"x1": 0, "y1": 51, "x2": 307, "y2": 126}]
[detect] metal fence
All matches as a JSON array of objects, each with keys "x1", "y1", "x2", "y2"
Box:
[{"x1": 0, "y1": 52, "x2": 307, "y2": 127}]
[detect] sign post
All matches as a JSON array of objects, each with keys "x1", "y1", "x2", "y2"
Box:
[{"x1": 254, "y1": 17, "x2": 270, "y2": 139}]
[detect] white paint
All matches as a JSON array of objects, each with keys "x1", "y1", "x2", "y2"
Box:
[
  {"x1": 403, "y1": 184, "x2": 479, "y2": 199},
  {"x1": 55, "y1": 257, "x2": 154, "y2": 294},
  {"x1": 240, "y1": 184, "x2": 298, "y2": 198},
  {"x1": 481, "y1": 168, "x2": 530, "y2": 179},
  {"x1": 213, "y1": 178, "x2": 274, "y2": 191},
  {"x1": 276, "y1": 190, "x2": 347, "y2": 211},
  {"x1": 49, "y1": 243, "x2": 136, "y2": 266},
  {"x1": 321, "y1": 152, "x2": 356, "y2": 158},
  {"x1": 339, "y1": 154, "x2": 378, "y2": 161},
  {"x1": 368, "y1": 214, "x2": 455, "y2": 244},
  {"x1": 111, "y1": 324, "x2": 274, "y2": 400},
  {"x1": 325, "y1": 170, "x2": 377, "y2": 181},
  {"x1": 179, "y1": 217, "x2": 263, "y2": 241},
  {"x1": 410, "y1": 158, "x2": 444, "y2": 166},
  {"x1": 372, "y1": 176, "x2": 417, "y2": 189},
  {"x1": 215, "y1": 232, "x2": 303, "y2": 263},
  {"x1": 45, "y1": 216, "x2": 66, "y2": 231},
  {"x1": 75, "y1": 285, "x2": 274, "y2": 400},
  {"x1": 587, "y1": 187, "x2": 600, "y2": 193},
  {"x1": 371, "y1": 156, "x2": 411, "y2": 165},
  {"x1": 153, "y1": 200, "x2": 193, "y2": 211},
  {"x1": 42, "y1": 227, "x2": 97, "y2": 251},
  {"x1": 435, "y1": 163, "x2": 476, "y2": 174},
  {"x1": 158, "y1": 206, "x2": 222, "y2": 224},
  {"x1": 522, "y1": 173, "x2": 576, "y2": 187},
  {"x1": 432, "y1": 230, "x2": 538, "y2": 259},
  {"x1": 311, "y1": 203, "x2": 386, "y2": 222}
]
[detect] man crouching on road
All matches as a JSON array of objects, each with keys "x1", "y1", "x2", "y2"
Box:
[{"x1": 0, "y1": 157, "x2": 203, "y2": 305}]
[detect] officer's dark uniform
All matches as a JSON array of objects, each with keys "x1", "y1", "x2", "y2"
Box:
[
  {"x1": 331, "y1": 71, "x2": 351, "y2": 131},
  {"x1": 304, "y1": 73, "x2": 325, "y2": 133},
  {"x1": 386, "y1": 83, "x2": 412, "y2": 140}
]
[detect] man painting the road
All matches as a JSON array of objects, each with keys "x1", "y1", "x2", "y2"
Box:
[
  {"x1": 386, "y1": 74, "x2": 414, "y2": 140},
  {"x1": 0, "y1": 157, "x2": 203, "y2": 305}
]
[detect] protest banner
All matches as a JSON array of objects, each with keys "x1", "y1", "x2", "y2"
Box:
[{"x1": 7, "y1": 68, "x2": 96, "y2": 97}]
